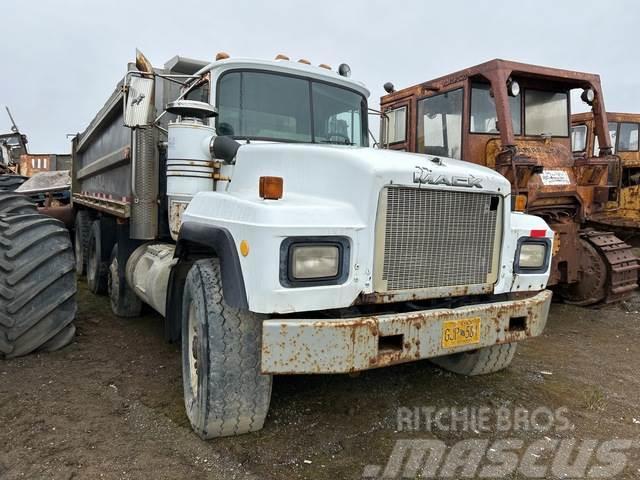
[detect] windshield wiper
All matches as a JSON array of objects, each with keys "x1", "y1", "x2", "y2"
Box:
[{"x1": 319, "y1": 140, "x2": 354, "y2": 146}]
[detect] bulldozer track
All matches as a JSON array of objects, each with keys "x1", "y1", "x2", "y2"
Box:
[{"x1": 582, "y1": 231, "x2": 640, "y2": 304}]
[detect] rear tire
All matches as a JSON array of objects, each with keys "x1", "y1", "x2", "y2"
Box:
[
  {"x1": 108, "y1": 244, "x2": 142, "y2": 317},
  {"x1": 430, "y1": 343, "x2": 517, "y2": 376},
  {"x1": 74, "y1": 210, "x2": 91, "y2": 276},
  {"x1": 0, "y1": 213, "x2": 77, "y2": 358},
  {"x1": 86, "y1": 220, "x2": 109, "y2": 294},
  {"x1": 182, "y1": 258, "x2": 272, "y2": 438},
  {"x1": 0, "y1": 192, "x2": 37, "y2": 215}
]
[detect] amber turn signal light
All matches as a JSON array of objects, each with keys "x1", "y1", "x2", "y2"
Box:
[
  {"x1": 259, "y1": 176, "x2": 283, "y2": 200},
  {"x1": 512, "y1": 194, "x2": 527, "y2": 212}
]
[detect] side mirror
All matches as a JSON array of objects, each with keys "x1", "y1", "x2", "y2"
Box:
[{"x1": 124, "y1": 75, "x2": 155, "y2": 127}]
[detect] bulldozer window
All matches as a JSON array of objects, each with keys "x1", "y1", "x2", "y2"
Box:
[
  {"x1": 417, "y1": 89, "x2": 463, "y2": 159},
  {"x1": 524, "y1": 90, "x2": 568, "y2": 137},
  {"x1": 385, "y1": 106, "x2": 407, "y2": 144},
  {"x1": 617, "y1": 123, "x2": 639, "y2": 152},
  {"x1": 470, "y1": 83, "x2": 521, "y2": 134},
  {"x1": 571, "y1": 124, "x2": 587, "y2": 152},
  {"x1": 594, "y1": 122, "x2": 618, "y2": 155}
]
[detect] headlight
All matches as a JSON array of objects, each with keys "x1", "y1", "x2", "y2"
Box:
[
  {"x1": 519, "y1": 243, "x2": 546, "y2": 268},
  {"x1": 515, "y1": 238, "x2": 550, "y2": 272},
  {"x1": 280, "y1": 237, "x2": 350, "y2": 287},
  {"x1": 507, "y1": 78, "x2": 520, "y2": 97},
  {"x1": 292, "y1": 245, "x2": 340, "y2": 279}
]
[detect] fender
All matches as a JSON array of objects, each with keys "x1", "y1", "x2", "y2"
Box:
[{"x1": 164, "y1": 222, "x2": 248, "y2": 342}]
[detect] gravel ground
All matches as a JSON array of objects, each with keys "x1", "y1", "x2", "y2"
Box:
[{"x1": 1, "y1": 283, "x2": 639, "y2": 479}]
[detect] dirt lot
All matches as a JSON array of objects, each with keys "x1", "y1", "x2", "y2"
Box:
[{"x1": 1, "y1": 283, "x2": 639, "y2": 479}]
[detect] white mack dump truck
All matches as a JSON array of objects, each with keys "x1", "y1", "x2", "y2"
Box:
[{"x1": 66, "y1": 52, "x2": 554, "y2": 439}]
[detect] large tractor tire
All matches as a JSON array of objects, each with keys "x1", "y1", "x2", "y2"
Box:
[
  {"x1": 182, "y1": 259, "x2": 272, "y2": 438},
  {"x1": 430, "y1": 343, "x2": 517, "y2": 376},
  {"x1": 0, "y1": 193, "x2": 37, "y2": 215},
  {"x1": 0, "y1": 175, "x2": 28, "y2": 192},
  {"x1": 74, "y1": 210, "x2": 92, "y2": 276},
  {"x1": 0, "y1": 212, "x2": 77, "y2": 358}
]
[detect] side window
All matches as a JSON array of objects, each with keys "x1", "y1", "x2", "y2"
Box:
[
  {"x1": 571, "y1": 124, "x2": 587, "y2": 152},
  {"x1": 184, "y1": 79, "x2": 210, "y2": 103},
  {"x1": 417, "y1": 89, "x2": 463, "y2": 159},
  {"x1": 618, "y1": 123, "x2": 639, "y2": 151},
  {"x1": 470, "y1": 83, "x2": 521, "y2": 134},
  {"x1": 385, "y1": 106, "x2": 407, "y2": 144},
  {"x1": 594, "y1": 122, "x2": 618, "y2": 155}
]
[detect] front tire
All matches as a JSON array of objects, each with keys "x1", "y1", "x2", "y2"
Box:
[
  {"x1": 430, "y1": 343, "x2": 517, "y2": 376},
  {"x1": 181, "y1": 258, "x2": 272, "y2": 438}
]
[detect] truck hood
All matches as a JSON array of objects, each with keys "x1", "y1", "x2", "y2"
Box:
[{"x1": 224, "y1": 143, "x2": 511, "y2": 203}]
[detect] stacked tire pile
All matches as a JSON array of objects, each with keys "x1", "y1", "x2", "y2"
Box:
[{"x1": 0, "y1": 192, "x2": 76, "y2": 358}]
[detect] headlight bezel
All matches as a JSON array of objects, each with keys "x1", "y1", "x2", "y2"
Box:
[
  {"x1": 514, "y1": 237, "x2": 551, "y2": 274},
  {"x1": 280, "y1": 236, "x2": 350, "y2": 287}
]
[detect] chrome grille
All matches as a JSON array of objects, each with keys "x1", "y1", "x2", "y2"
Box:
[{"x1": 381, "y1": 187, "x2": 498, "y2": 290}]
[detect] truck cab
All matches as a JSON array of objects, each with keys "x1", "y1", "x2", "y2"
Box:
[
  {"x1": 380, "y1": 59, "x2": 639, "y2": 305},
  {"x1": 72, "y1": 53, "x2": 553, "y2": 439}
]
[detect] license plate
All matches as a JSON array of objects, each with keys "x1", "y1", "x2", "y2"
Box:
[{"x1": 442, "y1": 317, "x2": 481, "y2": 348}]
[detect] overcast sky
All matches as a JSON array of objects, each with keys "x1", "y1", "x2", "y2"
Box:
[{"x1": 2, "y1": 0, "x2": 639, "y2": 153}]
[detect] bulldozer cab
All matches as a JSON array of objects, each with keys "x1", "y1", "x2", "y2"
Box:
[
  {"x1": 380, "y1": 60, "x2": 618, "y2": 221},
  {"x1": 380, "y1": 59, "x2": 638, "y2": 302},
  {"x1": 572, "y1": 112, "x2": 640, "y2": 229}
]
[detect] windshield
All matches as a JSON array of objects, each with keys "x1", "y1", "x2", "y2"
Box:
[
  {"x1": 524, "y1": 90, "x2": 569, "y2": 136},
  {"x1": 216, "y1": 71, "x2": 367, "y2": 146},
  {"x1": 470, "y1": 83, "x2": 521, "y2": 134}
]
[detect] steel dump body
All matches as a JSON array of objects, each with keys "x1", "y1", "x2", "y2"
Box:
[
  {"x1": 572, "y1": 111, "x2": 640, "y2": 231},
  {"x1": 71, "y1": 56, "x2": 209, "y2": 239},
  {"x1": 380, "y1": 59, "x2": 639, "y2": 303}
]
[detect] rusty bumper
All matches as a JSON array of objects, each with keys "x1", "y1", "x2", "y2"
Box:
[{"x1": 261, "y1": 290, "x2": 552, "y2": 374}]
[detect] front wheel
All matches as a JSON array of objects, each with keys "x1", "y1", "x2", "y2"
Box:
[
  {"x1": 430, "y1": 343, "x2": 517, "y2": 376},
  {"x1": 181, "y1": 258, "x2": 272, "y2": 439}
]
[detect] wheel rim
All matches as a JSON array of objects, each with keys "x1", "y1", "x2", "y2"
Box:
[{"x1": 188, "y1": 304, "x2": 199, "y2": 397}]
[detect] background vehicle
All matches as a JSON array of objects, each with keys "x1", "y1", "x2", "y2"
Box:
[
  {"x1": 380, "y1": 59, "x2": 639, "y2": 305},
  {"x1": 572, "y1": 112, "x2": 640, "y2": 256},
  {"x1": 71, "y1": 51, "x2": 554, "y2": 439},
  {"x1": 0, "y1": 107, "x2": 29, "y2": 191},
  {"x1": 0, "y1": 108, "x2": 72, "y2": 225}
]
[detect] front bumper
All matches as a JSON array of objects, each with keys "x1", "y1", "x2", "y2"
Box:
[{"x1": 261, "y1": 290, "x2": 552, "y2": 374}]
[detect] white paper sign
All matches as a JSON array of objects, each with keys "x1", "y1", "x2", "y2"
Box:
[{"x1": 539, "y1": 170, "x2": 570, "y2": 186}]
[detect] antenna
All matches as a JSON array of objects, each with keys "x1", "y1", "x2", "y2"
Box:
[
  {"x1": 6, "y1": 106, "x2": 19, "y2": 133},
  {"x1": 5, "y1": 106, "x2": 28, "y2": 154}
]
